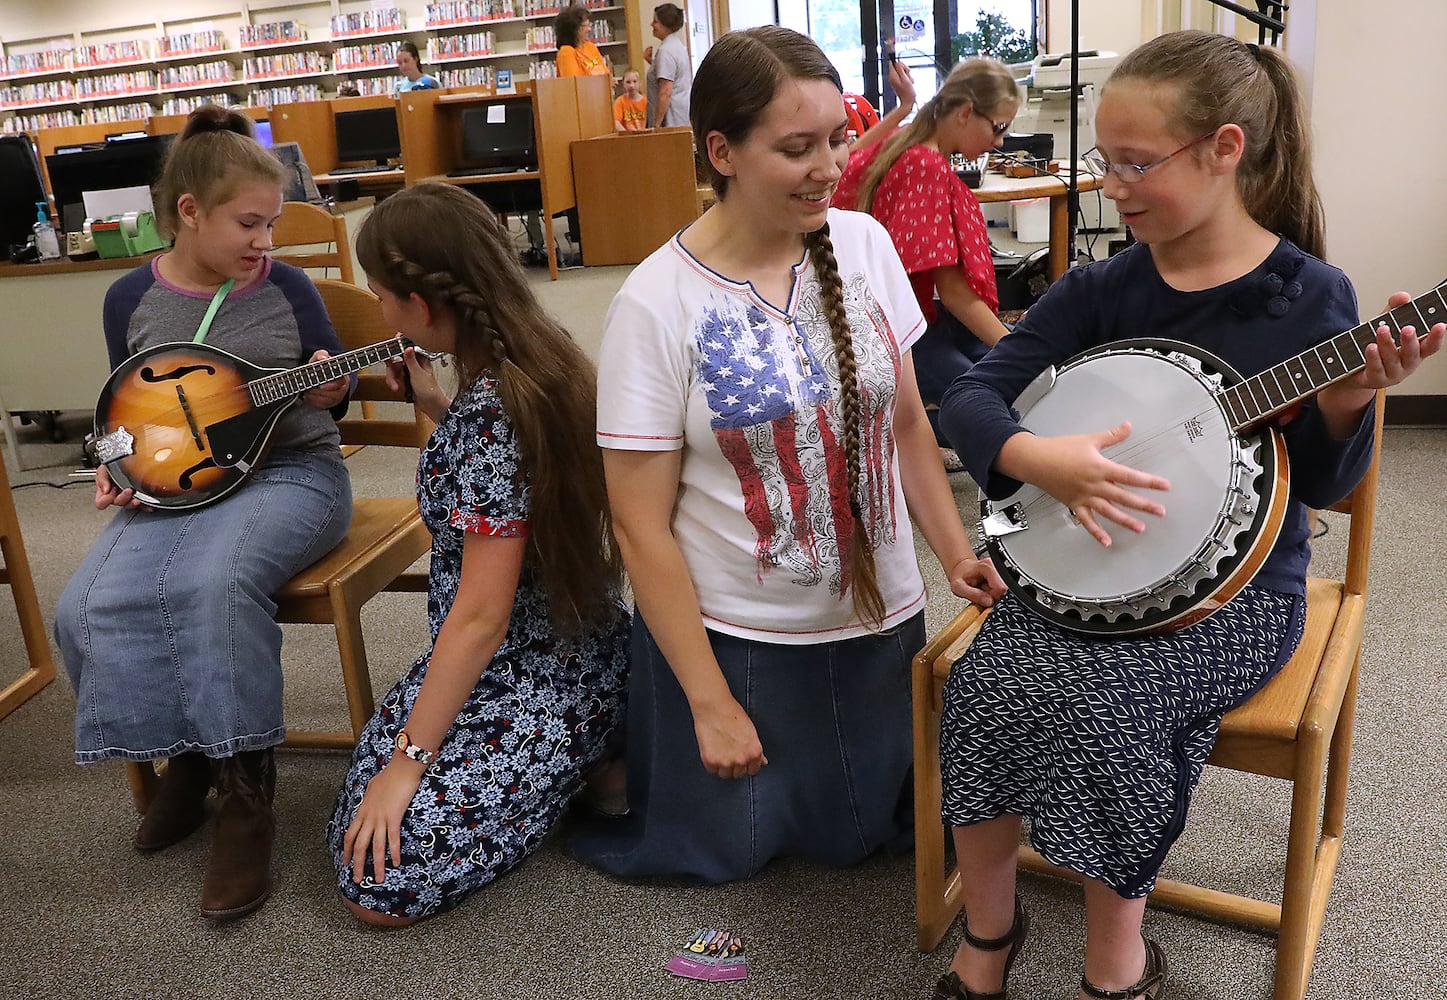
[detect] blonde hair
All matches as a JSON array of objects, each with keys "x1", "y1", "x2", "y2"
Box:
[
  {"x1": 853, "y1": 57, "x2": 1016, "y2": 214},
  {"x1": 1106, "y1": 30, "x2": 1325, "y2": 259},
  {"x1": 357, "y1": 183, "x2": 623, "y2": 633},
  {"x1": 152, "y1": 104, "x2": 286, "y2": 239},
  {"x1": 693, "y1": 26, "x2": 886, "y2": 626}
]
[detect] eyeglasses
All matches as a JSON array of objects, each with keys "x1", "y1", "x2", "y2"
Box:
[
  {"x1": 1082, "y1": 131, "x2": 1216, "y2": 183},
  {"x1": 973, "y1": 108, "x2": 1010, "y2": 137}
]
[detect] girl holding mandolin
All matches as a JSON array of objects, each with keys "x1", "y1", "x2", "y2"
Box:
[
  {"x1": 933, "y1": 31, "x2": 1442, "y2": 1000},
  {"x1": 54, "y1": 106, "x2": 353, "y2": 920}
]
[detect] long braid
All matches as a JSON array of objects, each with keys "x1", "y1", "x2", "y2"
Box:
[
  {"x1": 806, "y1": 223, "x2": 885, "y2": 628},
  {"x1": 371, "y1": 237, "x2": 619, "y2": 633}
]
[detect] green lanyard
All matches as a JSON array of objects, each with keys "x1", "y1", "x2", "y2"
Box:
[{"x1": 192, "y1": 278, "x2": 236, "y2": 344}]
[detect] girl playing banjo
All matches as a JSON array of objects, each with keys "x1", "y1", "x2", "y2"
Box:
[{"x1": 933, "y1": 31, "x2": 1442, "y2": 1000}]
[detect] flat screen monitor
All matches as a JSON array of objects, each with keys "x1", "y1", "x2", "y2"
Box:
[
  {"x1": 44, "y1": 134, "x2": 172, "y2": 235},
  {"x1": 0, "y1": 134, "x2": 48, "y2": 251},
  {"x1": 459, "y1": 103, "x2": 535, "y2": 172},
  {"x1": 334, "y1": 106, "x2": 401, "y2": 167},
  {"x1": 271, "y1": 142, "x2": 323, "y2": 203},
  {"x1": 253, "y1": 119, "x2": 274, "y2": 149}
]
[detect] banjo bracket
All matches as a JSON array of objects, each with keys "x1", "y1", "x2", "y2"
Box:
[{"x1": 981, "y1": 503, "x2": 1029, "y2": 539}]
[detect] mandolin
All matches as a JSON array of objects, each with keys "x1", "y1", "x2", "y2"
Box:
[{"x1": 92, "y1": 336, "x2": 414, "y2": 510}]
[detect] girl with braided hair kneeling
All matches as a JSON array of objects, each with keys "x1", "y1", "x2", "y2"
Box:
[
  {"x1": 327, "y1": 182, "x2": 630, "y2": 924},
  {"x1": 571, "y1": 25, "x2": 1005, "y2": 883}
]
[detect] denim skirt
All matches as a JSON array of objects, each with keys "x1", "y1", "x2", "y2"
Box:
[
  {"x1": 55, "y1": 449, "x2": 352, "y2": 763},
  {"x1": 571, "y1": 612, "x2": 924, "y2": 883}
]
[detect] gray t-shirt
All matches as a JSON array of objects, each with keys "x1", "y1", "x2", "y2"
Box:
[
  {"x1": 646, "y1": 31, "x2": 692, "y2": 128},
  {"x1": 103, "y1": 256, "x2": 346, "y2": 454}
]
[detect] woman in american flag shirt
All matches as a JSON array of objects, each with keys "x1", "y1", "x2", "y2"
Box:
[{"x1": 572, "y1": 26, "x2": 1004, "y2": 883}]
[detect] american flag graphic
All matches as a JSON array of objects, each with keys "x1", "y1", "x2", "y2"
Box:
[{"x1": 697, "y1": 299, "x2": 880, "y2": 594}]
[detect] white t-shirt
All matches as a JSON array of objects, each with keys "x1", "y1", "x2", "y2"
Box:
[{"x1": 597, "y1": 209, "x2": 929, "y2": 643}]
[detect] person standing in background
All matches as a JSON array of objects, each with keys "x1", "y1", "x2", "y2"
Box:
[
  {"x1": 395, "y1": 40, "x2": 440, "y2": 92},
  {"x1": 555, "y1": 4, "x2": 611, "y2": 79},
  {"x1": 644, "y1": 3, "x2": 691, "y2": 128}
]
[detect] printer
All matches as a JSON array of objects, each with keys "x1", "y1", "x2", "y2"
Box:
[{"x1": 1028, "y1": 50, "x2": 1121, "y2": 91}]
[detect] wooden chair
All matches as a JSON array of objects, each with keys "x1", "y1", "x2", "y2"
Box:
[
  {"x1": 913, "y1": 393, "x2": 1385, "y2": 1000},
  {"x1": 0, "y1": 455, "x2": 56, "y2": 720},
  {"x1": 271, "y1": 201, "x2": 356, "y2": 285},
  {"x1": 125, "y1": 280, "x2": 431, "y2": 810}
]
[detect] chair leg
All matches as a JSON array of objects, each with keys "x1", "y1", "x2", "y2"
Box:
[
  {"x1": 1321, "y1": 655, "x2": 1360, "y2": 840},
  {"x1": 0, "y1": 509, "x2": 58, "y2": 720},
  {"x1": 914, "y1": 663, "x2": 949, "y2": 950},
  {"x1": 1274, "y1": 730, "x2": 1332, "y2": 1000},
  {"x1": 330, "y1": 585, "x2": 376, "y2": 740}
]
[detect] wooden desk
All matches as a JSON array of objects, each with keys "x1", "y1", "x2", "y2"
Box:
[
  {"x1": 0, "y1": 255, "x2": 154, "y2": 468},
  {"x1": 571, "y1": 129, "x2": 700, "y2": 266},
  {"x1": 312, "y1": 168, "x2": 407, "y2": 199},
  {"x1": 398, "y1": 78, "x2": 613, "y2": 279},
  {"x1": 972, "y1": 167, "x2": 1102, "y2": 280}
]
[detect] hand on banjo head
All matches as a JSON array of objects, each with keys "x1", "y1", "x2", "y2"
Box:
[{"x1": 1029, "y1": 420, "x2": 1172, "y2": 549}]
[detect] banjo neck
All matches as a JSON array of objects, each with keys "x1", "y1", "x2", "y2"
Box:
[
  {"x1": 247, "y1": 336, "x2": 413, "y2": 407},
  {"x1": 1218, "y1": 286, "x2": 1446, "y2": 432}
]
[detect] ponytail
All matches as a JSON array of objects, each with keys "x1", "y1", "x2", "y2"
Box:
[
  {"x1": 153, "y1": 104, "x2": 285, "y2": 239},
  {"x1": 1108, "y1": 30, "x2": 1325, "y2": 259},
  {"x1": 852, "y1": 56, "x2": 1016, "y2": 215}
]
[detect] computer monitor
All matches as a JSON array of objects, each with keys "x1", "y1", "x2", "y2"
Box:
[
  {"x1": 253, "y1": 119, "x2": 274, "y2": 149},
  {"x1": 271, "y1": 142, "x2": 323, "y2": 203},
  {"x1": 459, "y1": 103, "x2": 535, "y2": 172},
  {"x1": 0, "y1": 134, "x2": 48, "y2": 251},
  {"x1": 44, "y1": 134, "x2": 172, "y2": 235},
  {"x1": 333, "y1": 106, "x2": 401, "y2": 168}
]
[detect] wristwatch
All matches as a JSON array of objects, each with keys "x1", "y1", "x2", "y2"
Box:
[{"x1": 394, "y1": 729, "x2": 437, "y2": 766}]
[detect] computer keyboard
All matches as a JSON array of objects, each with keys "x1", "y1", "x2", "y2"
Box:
[
  {"x1": 330, "y1": 165, "x2": 397, "y2": 176},
  {"x1": 446, "y1": 165, "x2": 531, "y2": 177}
]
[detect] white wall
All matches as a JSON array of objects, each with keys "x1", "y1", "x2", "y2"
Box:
[
  {"x1": 1045, "y1": 0, "x2": 1142, "y2": 56},
  {"x1": 1289, "y1": 0, "x2": 1447, "y2": 395}
]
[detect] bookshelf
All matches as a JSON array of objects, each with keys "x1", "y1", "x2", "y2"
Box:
[{"x1": 2, "y1": 1, "x2": 633, "y2": 132}]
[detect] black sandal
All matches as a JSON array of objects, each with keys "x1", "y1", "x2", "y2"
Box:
[
  {"x1": 1080, "y1": 937, "x2": 1168, "y2": 1000},
  {"x1": 933, "y1": 896, "x2": 1030, "y2": 1000}
]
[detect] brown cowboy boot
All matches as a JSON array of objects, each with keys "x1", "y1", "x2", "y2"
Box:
[
  {"x1": 200, "y1": 748, "x2": 276, "y2": 920},
  {"x1": 133, "y1": 751, "x2": 212, "y2": 852}
]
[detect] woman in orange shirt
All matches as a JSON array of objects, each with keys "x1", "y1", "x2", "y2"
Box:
[{"x1": 555, "y1": 4, "x2": 610, "y2": 79}]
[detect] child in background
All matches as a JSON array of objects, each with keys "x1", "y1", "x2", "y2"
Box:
[
  {"x1": 329, "y1": 182, "x2": 629, "y2": 924},
  {"x1": 934, "y1": 31, "x2": 1443, "y2": 999},
  {"x1": 614, "y1": 69, "x2": 647, "y2": 131},
  {"x1": 54, "y1": 105, "x2": 353, "y2": 921}
]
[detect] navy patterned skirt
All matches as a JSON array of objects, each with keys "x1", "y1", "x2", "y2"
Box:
[{"x1": 939, "y1": 585, "x2": 1304, "y2": 898}]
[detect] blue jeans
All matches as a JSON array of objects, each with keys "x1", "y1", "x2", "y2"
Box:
[
  {"x1": 55, "y1": 450, "x2": 352, "y2": 763},
  {"x1": 914, "y1": 304, "x2": 995, "y2": 447}
]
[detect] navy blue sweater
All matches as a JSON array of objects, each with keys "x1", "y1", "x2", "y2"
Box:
[{"x1": 939, "y1": 240, "x2": 1375, "y2": 596}]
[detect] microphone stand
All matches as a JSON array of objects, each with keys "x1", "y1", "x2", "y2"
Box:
[{"x1": 1066, "y1": 0, "x2": 1079, "y2": 269}]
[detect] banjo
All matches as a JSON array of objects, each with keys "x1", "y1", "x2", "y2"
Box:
[
  {"x1": 92, "y1": 336, "x2": 415, "y2": 510},
  {"x1": 979, "y1": 286, "x2": 1444, "y2": 636}
]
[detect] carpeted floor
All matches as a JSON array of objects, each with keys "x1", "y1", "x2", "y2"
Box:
[{"x1": 2, "y1": 263, "x2": 1444, "y2": 1000}]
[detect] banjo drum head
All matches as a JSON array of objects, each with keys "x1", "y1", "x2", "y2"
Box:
[{"x1": 994, "y1": 348, "x2": 1237, "y2": 606}]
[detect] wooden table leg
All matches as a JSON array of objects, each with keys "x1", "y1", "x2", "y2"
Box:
[{"x1": 1048, "y1": 192, "x2": 1070, "y2": 280}]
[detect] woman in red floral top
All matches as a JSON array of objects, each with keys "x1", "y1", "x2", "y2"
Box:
[{"x1": 833, "y1": 57, "x2": 1019, "y2": 444}]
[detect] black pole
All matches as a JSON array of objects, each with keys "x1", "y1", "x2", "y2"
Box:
[{"x1": 1067, "y1": 0, "x2": 1079, "y2": 268}]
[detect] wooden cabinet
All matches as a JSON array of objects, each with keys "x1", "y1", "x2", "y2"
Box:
[{"x1": 571, "y1": 127, "x2": 701, "y2": 266}]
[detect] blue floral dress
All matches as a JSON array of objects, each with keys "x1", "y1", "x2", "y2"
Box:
[{"x1": 327, "y1": 375, "x2": 630, "y2": 919}]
